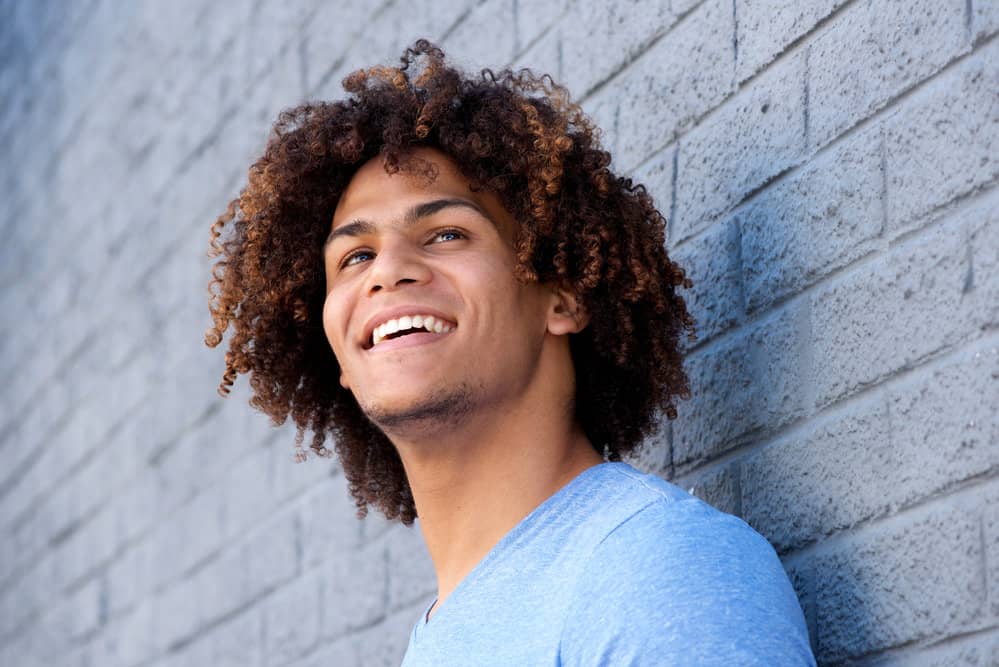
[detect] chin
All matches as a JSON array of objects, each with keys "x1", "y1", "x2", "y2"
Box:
[{"x1": 359, "y1": 382, "x2": 478, "y2": 434}]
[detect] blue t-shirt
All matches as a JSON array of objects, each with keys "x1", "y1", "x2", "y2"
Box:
[{"x1": 401, "y1": 461, "x2": 816, "y2": 666}]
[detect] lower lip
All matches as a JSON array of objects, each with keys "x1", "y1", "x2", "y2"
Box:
[{"x1": 366, "y1": 329, "x2": 455, "y2": 354}]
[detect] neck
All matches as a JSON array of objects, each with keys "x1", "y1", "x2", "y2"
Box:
[{"x1": 386, "y1": 361, "x2": 604, "y2": 617}]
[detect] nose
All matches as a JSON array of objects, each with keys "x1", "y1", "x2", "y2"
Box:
[{"x1": 364, "y1": 237, "x2": 433, "y2": 294}]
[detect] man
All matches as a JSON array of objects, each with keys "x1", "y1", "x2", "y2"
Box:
[{"x1": 206, "y1": 40, "x2": 816, "y2": 665}]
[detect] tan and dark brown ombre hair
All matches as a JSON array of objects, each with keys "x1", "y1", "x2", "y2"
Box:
[{"x1": 205, "y1": 39, "x2": 696, "y2": 525}]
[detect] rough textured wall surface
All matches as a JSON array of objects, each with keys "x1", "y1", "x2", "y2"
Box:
[{"x1": 0, "y1": 0, "x2": 996, "y2": 665}]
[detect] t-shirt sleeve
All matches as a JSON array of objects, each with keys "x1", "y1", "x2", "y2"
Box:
[{"x1": 557, "y1": 498, "x2": 816, "y2": 666}]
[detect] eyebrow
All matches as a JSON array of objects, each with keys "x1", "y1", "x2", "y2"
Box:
[{"x1": 323, "y1": 197, "x2": 494, "y2": 253}]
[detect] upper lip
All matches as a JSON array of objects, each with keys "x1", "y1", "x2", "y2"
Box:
[{"x1": 360, "y1": 305, "x2": 457, "y2": 349}]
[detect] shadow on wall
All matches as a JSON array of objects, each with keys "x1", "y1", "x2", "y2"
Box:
[{"x1": 666, "y1": 136, "x2": 889, "y2": 661}]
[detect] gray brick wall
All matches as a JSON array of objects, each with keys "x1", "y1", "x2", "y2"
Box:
[{"x1": 0, "y1": 0, "x2": 995, "y2": 664}]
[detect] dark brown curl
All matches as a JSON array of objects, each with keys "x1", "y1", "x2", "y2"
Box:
[{"x1": 206, "y1": 40, "x2": 696, "y2": 526}]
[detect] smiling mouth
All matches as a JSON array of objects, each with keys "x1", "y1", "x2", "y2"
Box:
[{"x1": 367, "y1": 314, "x2": 456, "y2": 349}]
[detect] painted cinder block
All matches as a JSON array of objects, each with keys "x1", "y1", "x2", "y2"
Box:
[
  {"x1": 604, "y1": 0, "x2": 735, "y2": 171},
  {"x1": 104, "y1": 538, "x2": 155, "y2": 619},
  {"x1": 241, "y1": 515, "x2": 301, "y2": 608},
  {"x1": 908, "y1": 635, "x2": 999, "y2": 667},
  {"x1": 561, "y1": 0, "x2": 680, "y2": 98},
  {"x1": 885, "y1": 39, "x2": 999, "y2": 236},
  {"x1": 886, "y1": 343, "x2": 999, "y2": 510},
  {"x1": 93, "y1": 599, "x2": 157, "y2": 667},
  {"x1": 673, "y1": 299, "x2": 809, "y2": 466},
  {"x1": 747, "y1": 336, "x2": 999, "y2": 556},
  {"x1": 972, "y1": 0, "x2": 999, "y2": 43},
  {"x1": 666, "y1": 201, "x2": 745, "y2": 346},
  {"x1": 298, "y1": 475, "x2": 362, "y2": 572},
  {"x1": 262, "y1": 570, "x2": 323, "y2": 666},
  {"x1": 674, "y1": 48, "x2": 806, "y2": 242},
  {"x1": 683, "y1": 460, "x2": 742, "y2": 517},
  {"x1": 807, "y1": 0, "x2": 970, "y2": 149},
  {"x1": 735, "y1": 0, "x2": 847, "y2": 82},
  {"x1": 193, "y1": 515, "x2": 298, "y2": 634},
  {"x1": 350, "y1": 602, "x2": 423, "y2": 666},
  {"x1": 742, "y1": 401, "x2": 889, "y2": 554},
  {"x1": 151, "y1": 575, "x2": 204, "y2": 654},
  {"x1": 385, "y1": 522, "x2": 437, "y2": 611},
  {"x1": 811, "y1": 504, "x2": 984, "y2": 661},
  {"x1": 515, "y1": 0, "x2": 572, "y2": 54},
  {"x1": 193, "y1": 543, "x2": 252, "y2": 632},
  {"x1": 322, "y1": 538, "x2": 388, "y2": 641},
  {"x1": 212, "y1": 608, "x2": 264, "y2": 667},
  {"x1": 511, "y1": 24, "x2": 563, "y2": 83},
  {"x1": 58, "y1": 503, "x2": 118, "y2": 595},
  {"x1": 738, "y1": 123, "x2": 884, "y2": 314},
  {"x1": 985, "y1": 486, "x2": 999, "y2": 618},
  {"x1": 443, "y1": 0, "x2": 517, "y2": 70},
  {"x1": 810, "y1": 191, "x2": 999, "y2": 408},
  {"x1": 671, "y1": 330, "x2": 759, "y2": 467},
  {"x1": 150, "y1": 490, "x2": 225, "y2": 589}
]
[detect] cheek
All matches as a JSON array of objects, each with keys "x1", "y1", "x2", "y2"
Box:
[
  {"x1": 322, "y1": 297, "x2": 353, "y2": 390},
  {"x1": 321, "y1": 296, "x2": 345, "y2": 354}
]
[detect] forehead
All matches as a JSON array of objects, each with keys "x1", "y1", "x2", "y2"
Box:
[{"x1": 331, "y1": 147, "x2": 512, "y2": 233}]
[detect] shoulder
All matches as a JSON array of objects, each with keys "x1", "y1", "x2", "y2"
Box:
[{"x1": 558, "y1": 485, "x2": 816, "y2": 666}]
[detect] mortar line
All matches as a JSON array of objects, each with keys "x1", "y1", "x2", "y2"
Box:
[
  {"x1": 847, "y1": 620, "x2": 999, "y2": 665},
  {"x1": 507, "y1": 0, "x2": 573, "y2": 64},
  {"x1": 731, "y1": 0, "x2": 739, "y2": 67},
  {"x1": 778, "y1": 467, "x2": 999, "y2": 567},
  {"x1": 802, "y1": 44, "x2": 810, "y2": 148},
  {"x1": 981, "y1": 512, "x2": 990, "y2": 617},
  {"x1": 672, "y1": 325, "x2": 999, "y2": 487},
  {"x1": 622, "y1": 6, "x2": 994, "y2": 205},
  {"x1": 675, "y1": 178, "x2": 999, "y2": 360}
]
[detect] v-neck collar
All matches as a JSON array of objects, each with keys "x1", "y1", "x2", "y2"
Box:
[{"x1": 414, "y1": 461, "x2": 613, "y2": 635}]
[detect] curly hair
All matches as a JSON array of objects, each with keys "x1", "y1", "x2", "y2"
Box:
[{"x1": 205, "y1": 39, "x2": 696, "y2": 526}]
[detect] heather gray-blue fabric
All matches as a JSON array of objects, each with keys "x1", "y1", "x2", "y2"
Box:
[{"x1": 400, "y1": 461, "x2": 816, "y2": 666}]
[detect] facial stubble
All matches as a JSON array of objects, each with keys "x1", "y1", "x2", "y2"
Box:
[{"x1": 359, "y1": 381, "x2": 480, "y2": 438}]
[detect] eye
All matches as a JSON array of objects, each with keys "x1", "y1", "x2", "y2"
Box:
[
  {"x1": 340, "y1": 249, "x2": 374, "y2": 269},
  {"x1": 431, "y1": 228, "x2": 466, "y2": 243}
]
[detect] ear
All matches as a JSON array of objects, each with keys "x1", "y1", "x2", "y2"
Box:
[
  {"x1": 546, "y1": 284, "x2": 589, "y2": 336},
  {"x1": 329, "y1": 348, "x2": 350, "y2": 389},
  {"x1": 337, "y1": 359, "x2": 352, "y2": 390}
]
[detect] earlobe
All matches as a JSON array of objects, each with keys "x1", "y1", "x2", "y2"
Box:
[
  {"x1": 547, "y1": 286, "x2": 589, "y2": 336},
  {"x1": 339, "y1": 370, "x2": 351, "y2": 390}
]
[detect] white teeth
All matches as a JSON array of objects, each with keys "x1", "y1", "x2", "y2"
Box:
[{"x1": 370, "y1": 314, "x2": 456, "y2": 347}]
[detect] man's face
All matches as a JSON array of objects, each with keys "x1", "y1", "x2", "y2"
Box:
[{"x1": 321, "y1": 147, "x2": 556, "y2": 433}]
